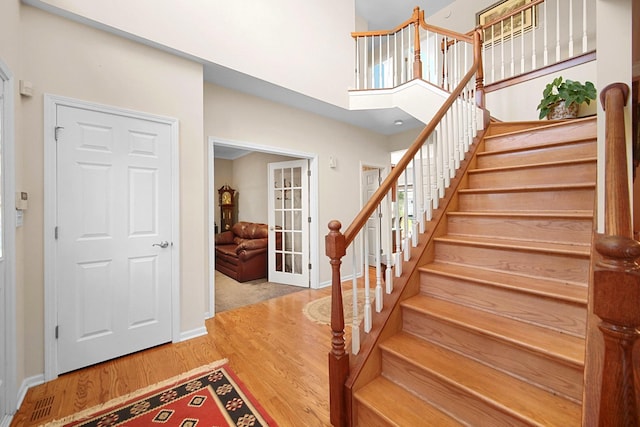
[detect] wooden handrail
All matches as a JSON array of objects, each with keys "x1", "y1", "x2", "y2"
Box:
[
  {"x1": 351, "y1": 7, "x2": 421, "y2": 38},
  {"x1": 593, "y1": 82, "x2": 639, "y2": 426},
  {"x1": 326, "y1": 27, "x2": 484, "y2": 427}
]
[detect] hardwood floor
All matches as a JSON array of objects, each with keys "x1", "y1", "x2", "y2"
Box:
[{"x1": 11, "y1": 285, "x2": 338, "y2": 426}]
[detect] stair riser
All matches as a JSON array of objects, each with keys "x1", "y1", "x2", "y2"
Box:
[
  {"x1": 420, "y1": 271, "x2": 586, "y2": 336},
  {"x1": 447, "y1": 215, "x2": 593, "y2": 244},
  {"x1": 477, "y1": 140, "x2": 596, "y2": 169},
  {"x1": 458, "y1": 187, "x2": 595, "y2": 211},
  {"x1": 468, "y1": 162, "x2": 596, "y2": 188},
  {"x1": 401, "y1": 309, "x2": 584, "y2": 402},
  {"x1": 355, "y1": 403, "x2": 394, "y2": 427},
  {"x1": 434, "y1": 242, "x2": 589, "y2": 283},
  {"x1": 484, "y1": 120, "x2": 596, "y2": 152},
  {"x1": 382, "y1": 352, "x2": 532, "y2": 427}
]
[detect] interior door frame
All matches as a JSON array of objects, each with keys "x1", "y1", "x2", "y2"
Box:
[
  {"x1": 0, "y1": 58, "x2": 17, "y2": 422},
  {"x1": 43, "y1": 95, "x2": 181, "y2": 381},
  {"x1": 207, "y1": 137, "x2": 319, "y2": 316}
]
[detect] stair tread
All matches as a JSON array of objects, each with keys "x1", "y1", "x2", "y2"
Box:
[
  {"x1": 483, "y1": 116, "x2": 595, "y2": 141},
  {"x1": 401, "y1": 295, "x2": 585, "y2": 366},
  {"x1": 447, "y1": 210, "x2": 593, "y2": 219},
  {"x1": 420, "y1": 261, "x2": 588, "y2": 304},
  {"x1": 468, "y1": 157, "x2": 597, "y2": 174},
  {"x1": 381, "y1": 333, "x2": 582, "y2": 426},
  {"x1": 434, "y1": 234, "x2": 590, "y2": 256},
  {"x1": 477, "y1": 137, "x2": 596, "y2": 158},
  {"x1": 459, "y1": 182, "x2": 595, "y2": 194},
  {"x1": 355, "y1": 377, "x2": 465, "y2": 426}
]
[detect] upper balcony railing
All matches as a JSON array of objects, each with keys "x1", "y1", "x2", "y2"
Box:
[{"x1": 351, "y1": 0, "x2": 596, "y2": 93}]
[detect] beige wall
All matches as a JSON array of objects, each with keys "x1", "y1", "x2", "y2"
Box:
[
  {"x1": 29, "y1": 0, "x2": 356, "y2": 109},
  {"x1": 15, "y1": 4, "x2": 206, "y2": 382},
  {"x1": 204, "y1": 83, "x2": 391, "y2": 285},
  {"x1": 231, "y1": 152, "x2": 296, "y2": 224}
]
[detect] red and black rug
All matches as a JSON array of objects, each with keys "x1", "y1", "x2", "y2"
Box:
[{"x1": 48, "y1": 359, "x2": 277, "y2": 426}]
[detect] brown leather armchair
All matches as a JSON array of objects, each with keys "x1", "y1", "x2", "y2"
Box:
[{"x1": 215, "y1": 221, "x2": 269, "y2": 282}]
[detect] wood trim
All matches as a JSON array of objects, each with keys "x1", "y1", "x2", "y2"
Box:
[{"x1": 484, "y1": 51, "x2": 596, "y2": 93}]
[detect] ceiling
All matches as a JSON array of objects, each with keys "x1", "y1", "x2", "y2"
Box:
[{"x1": 210, "y1": 0, "x2": 456, "y2": 158}]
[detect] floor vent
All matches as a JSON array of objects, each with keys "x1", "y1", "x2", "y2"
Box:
[{"x1": 29, "y1": 395, "x2": 55, "y2": 422}]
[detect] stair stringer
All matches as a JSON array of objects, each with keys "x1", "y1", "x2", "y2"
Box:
[{"x1": 344, "y1": 130, "x2": 487, "y2": 425}]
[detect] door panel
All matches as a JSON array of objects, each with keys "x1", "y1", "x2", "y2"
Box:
[
  {"x1": 268, "y1": 160, "x2": 309, "y2": 287},
  {"x1": 56, "y1": 105, "x2": 172, "y2": 374}
]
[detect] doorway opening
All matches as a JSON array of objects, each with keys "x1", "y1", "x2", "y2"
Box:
[{"x1": 207, "y1": 138, "x2": 319, "y2": 317}]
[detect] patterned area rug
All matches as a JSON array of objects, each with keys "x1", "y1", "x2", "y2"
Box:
[
  {"x1": 303, "y1": 289, "x2": 374, "y2": 327},
  {"x1": 47, "y1": 360, "x2": 277, "y2": 426}
]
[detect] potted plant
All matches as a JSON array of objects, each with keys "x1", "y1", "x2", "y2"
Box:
[{"x1": 536, "y1": 76, "x2": 597, "y2": 120}]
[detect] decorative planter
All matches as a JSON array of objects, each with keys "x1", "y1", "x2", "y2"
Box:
[{"x1": 547, "y1": 101, "x2": 579, "y2": 119}]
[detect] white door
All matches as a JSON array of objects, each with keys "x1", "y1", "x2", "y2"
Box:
[
  {"x1": 56, "y1": 105, "x2": 173, "y2": 374},
  {"x1": 363, "y1": 169, "x2": 381, "y2": 266},
  {"x1": 268, "y1": 160, "x2": 309, "y2": 287}
]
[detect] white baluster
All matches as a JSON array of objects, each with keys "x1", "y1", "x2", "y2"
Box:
[
  {"x1": 443, "y1": 36, "x2": 448, "y2": 90},
  {"x1": 400, "y1": 27, "x2": 405, "y2": 84},
  {"x1": 411, "y1": 158, "x2": 418, "y2": 248},
  {"x1": 510, "y1": 16, "x2": 515, "y2": 77},
  {"x1": 543, "y1": 1, "x2": 549, "y2": 66},
  {"x1": 441, "y1": 112, "x2": 450, "y2": 188},
  {"x1": 385, "y1": 189, "x2": 394, "y2": 293},
  {"x1": 555, "y1": 0, "x2": 561, "y2": 62},
  {"x1": 403, "y1": 169, "x2": 410, "y2": 261},
  {"x1": 363, "y1": 228, "x2": 372, "y2": 333},
  {"x1": 424, "y1": 141, "x2": 433, "y2": 221},
  {"x1": 364, "y1": 36, "x2": 368, "y2": 89},
  {"x1": 351, "y1": 245, "x2": 360, "y2": 354},
  {"x1": 491, "y1": 27, "x2": 495, "y2": 83},
  {"x1": 375, "y1": 205, "x2": 383, "y2": 313},
  {"x1": 500, "y1": 20, "x2": 505, "y2": 80},
  {"x1": 393, "y1": 182, "x2": 402, "y2": 277},
  {"x1": 582, "y1": 0, "x2": 588, "y2": 53},
  {"x1": 371, "y1": 36, "x2": 375, "y2": 88},
  {"x1": 532, "y1": 7, "x2": 537, "y2": 70},
  {"x1": 448, "y1": 111, "x2": 456, "y2": 179},
  {"x1": 569, "y1": 0, "x2": 574, "y2": 57},
  {"x1": 386, "y1": 34, "x2": 390, "y2": 88},
  {"x1": 520, "y1": 11, "x2": 525, "y2": 73},
  {"x1": 435, "y1": 124, "x2": 444, "y2": 202},
  {"x1": 417, "y1": 148, "x2": 425, "y2": 233}
]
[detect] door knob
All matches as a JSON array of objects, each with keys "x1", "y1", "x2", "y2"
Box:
[{"x1": 153, "y1": 241, "x2": 169, "y2": 248}]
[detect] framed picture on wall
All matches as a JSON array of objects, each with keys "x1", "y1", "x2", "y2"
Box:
[{"x1": 477, "y1": 0, "x2": 536, "y2": 46}]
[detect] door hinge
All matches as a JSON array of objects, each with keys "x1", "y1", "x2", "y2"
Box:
[
  {"x1": 308, "y1": 217, "x2": 312, "y2": 223},
  {"x1": 307, "y1": 170, "x2": 311, "y2": 177},
  {"x1": 308, "y1": 263, "x2": 312, "y2": 270},
  {"x1": 54, "y1": 126, "x2": 64, "y2": 142},
  {"x1": 55, "y1": 325, "x2": 59, "y2": 339},
  {"x1": 54, "y1": 226, "x2": 58, "y2": 240}
]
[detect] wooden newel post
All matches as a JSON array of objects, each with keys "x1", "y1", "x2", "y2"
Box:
[
  {"x1": 594, "y1": 82, "x2": 639, "y2": 426},
  {"x1": 593, "y1": 236, "x2": 640, "y2": 427},
  {"x1": 412, "y1": 7, "x2": 422, "y2": 80},
  {"x1": 326, "y1": 220, "x2": 349, "y2": 427},
  {"x1": 474, "y1": 27, "x2": 485, "y2": 108}
]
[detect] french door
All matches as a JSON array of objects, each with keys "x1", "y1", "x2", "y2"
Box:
[{"x1": 267, "y1": 160, "x2": 309, "y2": 287}]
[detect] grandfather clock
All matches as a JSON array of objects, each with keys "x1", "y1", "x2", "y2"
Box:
[{"x1": 218, "y1": 184, "x2": 236, "y2": 231}]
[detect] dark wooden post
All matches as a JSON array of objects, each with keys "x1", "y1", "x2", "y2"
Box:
[
  {"x1": 474, "y1": 27, "x2": 485, "y2": 109},
  {"x1": 326, "y1": 220, "x2": 349, "y2": 427},
  {"x1": 594, "y1": 82, "x2": 639, "y2": 427},
  {"x1": 412, "y1": 7, "x2": 422, "y2": 80}
]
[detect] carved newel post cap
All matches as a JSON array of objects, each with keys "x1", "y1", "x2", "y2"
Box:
[
  {"x1": 325, "y1": 221, "x2": 345, "y2": 259},
  {"x1": 595, "y1": 234, "x2": 640, "y2": 271}
]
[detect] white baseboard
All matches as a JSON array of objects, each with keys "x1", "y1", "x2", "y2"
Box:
[
  {"x1": 178, "y1": 325, "x2": 207, "y2": 342},
  {"x1": 0, "y1": 414, "x2": 13, "y2": 427},
  {"x1": 16, "y1": 374, "x2": 45, "y2": 411}
]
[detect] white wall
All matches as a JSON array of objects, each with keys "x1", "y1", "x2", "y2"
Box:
[
  {"x1": 28, "y1": 0, "x2": 356, "y2": 109},
  {"x1": 16, "y1": 4, "x2": 206, "y2": 381},
  {"x1": 486, "y1": 60, "x2": 597, "y2": 121},
  {"x1": 204, "y1": 82, "x2": 391, "y2": 285}
]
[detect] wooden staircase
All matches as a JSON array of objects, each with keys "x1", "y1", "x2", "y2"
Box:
[{"x1": 353, "y1": 117, "x2": 597, "y2": 426}]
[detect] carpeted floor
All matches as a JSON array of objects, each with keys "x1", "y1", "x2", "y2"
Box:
[{"x1": 215, "y1": 270, "x2": 305, "y2": 313}]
